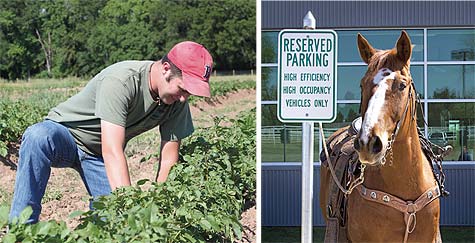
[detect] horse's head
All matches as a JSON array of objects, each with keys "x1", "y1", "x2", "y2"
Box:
[{"x1": 354, "y1": 31, "x2": 414, "y2": 166}]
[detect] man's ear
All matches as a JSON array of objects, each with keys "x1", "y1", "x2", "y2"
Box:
[
  {"x1": 161, "y1": 61, "x2": 174, "y2": 82},
  {"x1": 161, "y1": 61, "x2": 171, "y2": 74}
]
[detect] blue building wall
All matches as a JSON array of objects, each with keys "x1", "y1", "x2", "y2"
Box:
[
  {"x1": 262, "y1": 162, "x2": 475, "y2": 226},
  {"x1": 262, "y1": 1, "x2": 475, "y2": 29}
]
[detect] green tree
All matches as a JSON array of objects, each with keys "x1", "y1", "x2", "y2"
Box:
[
  {"x1": 86, "y1": 0, "x2": 158, "y2": 75},
  {"x1": 0, "y1": 0, "x2": 256, "y2": 80},
  {"x1": 150, "y1": 0, "x2": 256, "y2": 70},
  {"x1": 0, "y1": 0, "x2": 42, "y2": 80},
  {"x1": 37, "y1": 0, "x2": 107, "y2": 77}
]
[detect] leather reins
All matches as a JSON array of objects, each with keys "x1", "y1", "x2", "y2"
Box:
[
  {"x1": 381, "y1": 83, "x2": 415, "y2": 165},
  {"x1": 319, "y1": 80, "x2": 414, "y2": 196}
]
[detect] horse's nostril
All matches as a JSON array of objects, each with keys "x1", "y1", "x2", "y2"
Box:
[
  {"x1": 354, "y1": 138, "x2": 361, "y2": 151},
  {"x1": 372, "y1": 136, "x2": 383, "y2": 154}
]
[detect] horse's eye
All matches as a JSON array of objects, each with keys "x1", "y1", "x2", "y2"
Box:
[{"x1": 399, "y1": 82, "x2": 407, "y2": 91}]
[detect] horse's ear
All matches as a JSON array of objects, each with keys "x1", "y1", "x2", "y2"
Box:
[
  {"x1": 357, "y1": 33, "x2": 376, "y2": 64},
  {"x1": 396, "y1": 30, "x2": 412, "y2": 64}
]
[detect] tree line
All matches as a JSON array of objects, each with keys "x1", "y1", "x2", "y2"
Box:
[{"x1": 0, "y1": 0, "x2": 256, "y2": 80}]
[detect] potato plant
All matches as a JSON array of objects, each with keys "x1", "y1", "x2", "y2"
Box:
[
  {"x1": 0, "y1": 100, "x2": 53, "y2": 157},
  {"x1": 0, "y1": 110, "x2": 256, "y2": 243}
]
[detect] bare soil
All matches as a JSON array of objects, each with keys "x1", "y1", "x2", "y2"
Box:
[
  {"x1": 190, "y1": 89, "x2": 255, "y2": 127},
  {"x1": 0, "y1": 89, "x2": 256, "y2": 242}
]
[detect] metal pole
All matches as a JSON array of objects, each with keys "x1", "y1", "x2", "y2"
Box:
[
  {"x1": 462, "y1": 52, "x2": 466, "y2": 151},
  {"x1": 301, "y1": 10, "x2": 316, "y2": 243},
  {"x1": 301, "y1": 122, "x2": 314, "y2": 243}
]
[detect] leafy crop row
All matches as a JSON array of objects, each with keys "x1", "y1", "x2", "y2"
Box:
[
  {"x1": 1, "y1": 109, "x2": 256, "y2": 243},
  {"x1": 0, "y1": 96, "x2": 66, "y2": 157},
  {"x1": 0, "y1": 76, "x2": 255, "y2": 157},
  {"x1": 189, "y1": 78, "x2": 255, "y2": 104}
]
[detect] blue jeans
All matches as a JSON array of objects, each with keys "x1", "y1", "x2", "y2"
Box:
[{"x1": 9, "y1": 120, "x2": 111, "y2": 224}]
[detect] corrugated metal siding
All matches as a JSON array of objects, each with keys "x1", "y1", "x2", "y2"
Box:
[
  {"x1": 261, "y1": 163, "x2": 325, "y2": 226},
  {"x1": 262, "y1": 1, "x2": 475, "y2": 29},
  {"x1": 439, "y1": 163, "x2": 475, "y2": 225},
  {"x1": 262, "y1": 162, "x2": 475, "y2": 226},
  {"x1": 261, "y1": 165, "x2": 301, "y2": 225}
]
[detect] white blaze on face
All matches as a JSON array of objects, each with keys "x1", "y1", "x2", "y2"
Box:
[{"x1": 360, "y1": 68, "x2": 396, "y2": 145}]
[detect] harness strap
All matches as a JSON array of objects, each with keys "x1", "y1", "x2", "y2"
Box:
[
  {"x1": 382, "y1": 85, "x2": 413, "y2": 165},
  {"x1": 356, "y1": 184, "x2": 441, "y2": 243}
]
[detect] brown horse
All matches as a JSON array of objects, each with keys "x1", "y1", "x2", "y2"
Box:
[{"x1": 320, "y1": 31, "x2": 442, "y2": 242}]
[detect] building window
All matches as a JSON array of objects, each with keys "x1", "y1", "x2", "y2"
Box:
[
  {"x1": 261, "y1": 104, "x2": 321, "y2": 162},
  {"x1": 427, "y1": 29, "x2": 475, "y2": 61},
  {"x1": 337, "y1": 29, "x2": 424, "y2": 62},
  {"x1": 337, "y1": 66, "x2": 366, "y2": 100},
  {"x1": 262, "y1": 67, "x2": 277, "y2": 101},
  {"x1": 262, "y1": 31, "x2": 279, "y2": 64},
  {"x1": 428, "y1": 103, "x2": 475, "y2": 161},
  {"x1": 427, "y1": 65, "x2": 475, "y2": 99},
  {"x1": 261, "y1": 28, "x2": 475, "y2": 163}
]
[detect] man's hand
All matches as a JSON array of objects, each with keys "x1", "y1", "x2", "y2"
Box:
[
  {"x1": 155, "y1": 140, "x2": 180, "y2": 182},
  {"x1": 101, "y1": 120, "x2": 131, "y2": 190}
]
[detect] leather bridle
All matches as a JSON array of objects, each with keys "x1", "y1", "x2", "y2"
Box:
[
  {"x1": 381, "y1": 82, "x2": 414, "y2": 165},
  {"x1": 354, "y1": 81, "x2": 448, "y2": 243},
  {"x1": 321, "y1": 76, "x2": 449, "y2": 243}
]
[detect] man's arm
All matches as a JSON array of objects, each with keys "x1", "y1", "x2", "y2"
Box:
[
  {"x1": 155, "y1": 140, "x2": 180, "y2": 183},
  {"x1": 101, "y1": 120, "x2": 131, "y2": 190}
]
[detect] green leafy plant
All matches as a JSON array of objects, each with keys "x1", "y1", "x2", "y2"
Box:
[{"x1": 1, "y1": 109, "x2": 256, "y2": 242}]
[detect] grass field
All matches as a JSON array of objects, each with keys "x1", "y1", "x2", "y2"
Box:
[
  {"x1": 262, "y1": 227, "x2": 475, "y2": 242},
  {"x1": 0, "y1": 74, "x2": 255, "y2": 104},
  {"x1": 262, "y1": 141, "x2": 321, "y2": 162}
]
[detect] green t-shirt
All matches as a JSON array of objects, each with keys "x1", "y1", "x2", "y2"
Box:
[{"x1": 47, "y1": 61, "x2": 194, "y2": 156}]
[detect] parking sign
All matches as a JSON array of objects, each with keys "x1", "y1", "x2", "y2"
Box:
[{"x1": 278, "y1": 30, "x2": 338, "y2": 123}]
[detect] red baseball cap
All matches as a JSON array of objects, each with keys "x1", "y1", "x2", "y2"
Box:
[{"x1": 167, "y1": 41, "x2": 213, "y2": 97}]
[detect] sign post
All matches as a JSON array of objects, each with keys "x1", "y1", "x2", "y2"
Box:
[{"x1": 277, "y1": 11, "x2": 337, "y2": 243}]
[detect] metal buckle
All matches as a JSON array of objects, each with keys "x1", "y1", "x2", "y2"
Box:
[
  {"x1": 327, "y1": 205, "x2": 333, "y2": 217},
  {"x1": 407, "y1": 202, "x2": 416, "y2": 213}
]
